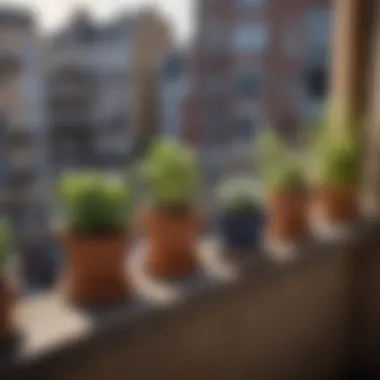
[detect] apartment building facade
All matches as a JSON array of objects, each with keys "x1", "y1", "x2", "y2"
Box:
[
  {"x1": 159, "y1": 51, "x2": 188, "y2": 140},
  {"x1": 183, "y1": 0, "x2": 332, "y2": 174},
  {"x1": 0, "y1": 8, "x2": 48, "y2": 253},
  {"x1": 47, "y1": 11, "x2": 133, "y2": 176},
  {"x1": 47, "y1": 8, "x2": 171, "y2": 178}
]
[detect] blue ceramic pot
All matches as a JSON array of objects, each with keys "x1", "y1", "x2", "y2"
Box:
[{"x1": 219, "y1": 207, "x2": 265, "y2": 252}]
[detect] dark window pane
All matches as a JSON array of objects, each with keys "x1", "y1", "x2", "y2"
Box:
[
  {"x1": 236, "y1": 117, "x2": 256, "y2": 139},
  {"x1": 236, "y1": 73, "x2": 261, "y2": 97},
  {"x1": 304, "y1": 66, "x2": 328, "y2": 100}
]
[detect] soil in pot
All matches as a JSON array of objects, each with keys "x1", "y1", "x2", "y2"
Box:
[
  {"x1": 267, "y1": 190, "x2": 309, "y2": 243},
  {"x1": 61, "y1": 231, "x2": 129, "y2": 308},
  {"x1": 219, "y1": 207, "x2": 265, "y2": 252},
  {"x1": 143, "y1": 206, "x2": 201, "y2": 279},
  {"x1": 315, "y1": 185, "x2": 359, "y2": 225}
]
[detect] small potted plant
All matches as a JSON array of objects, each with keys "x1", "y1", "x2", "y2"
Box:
[
  {"x1": 261, "y1": 132, "x2": 309, "y2": 244},
  {"x1": 141, "y1": 140, "x2": 201, "y2": 278},
  {"x1": 311, "y1": 111, "x2": 360, "y2": 226},
  {"x1": 58, "y1": 172, "x2": 132, "y2": 307},
  {"x1": 217, "y1": 176, "x2": 265, "y2": 253},
  {"x1": 0, "y1": 220, "x2": 15, "y2": 343}
]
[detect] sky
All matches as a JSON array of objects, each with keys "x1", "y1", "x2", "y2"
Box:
[{"x1": 0, "y1": 0, "x2": 194, "y2": 42}]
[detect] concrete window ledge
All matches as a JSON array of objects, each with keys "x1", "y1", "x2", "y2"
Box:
[{"x1": 0, "y1": 222, "x2": 378, "y2": 380}]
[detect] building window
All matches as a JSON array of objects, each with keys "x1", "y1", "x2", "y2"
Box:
[
  {"x1": 234, "y1": 100, "x2": 261, "y2": 141},
  {"x1": 23, "y1": 42, "x2": 38, "y2": 65},
  {"x1": 237, "y1": 117, "x2": 254, "y2": 139},
  {"x1": 237, "y1": 0, "x2": 265, "y2": 7},
  {"x1": 234, "y1": 25, "x2": 268, "y2": 52},
  {"x1": 205, "y1": 115, "x2": 224, "y2": 144},
  {"x1": 303, "y1": 66, "x2": 328, "y2": 101},
  {"x1": 204, "y1": 101, "x2": 226, "y2": 145},
  {"x1": 235, "y1": 115, "x2": 258, "y2": 140},
  {"x1": 307, "y1": 8, "x2": 332, "y2": 46},
  {"x1": 306, "y1": 8, "x2": 332, "y2": 61},
  {"x1": 236, "y1": 72, "x2": 262, "y2": 97}
]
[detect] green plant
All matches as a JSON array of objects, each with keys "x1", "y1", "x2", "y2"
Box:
[
  {"x1": 58, "y1": 172, "x2": 132, "y2": 235},
  {"x1": 218, "y1": 176, "x2": 262, "y2": 211},
  {"x1": 311, "y1": 108, "x2": 360, "y2": 187},
  {"x1": 142, "y1": 139, "x2": 199, "y2": 207},
  {"x1": 259, "y1": 131, "x2": 306, "y2": 193},
  {"x1": 0, "y1": 219, "x2": 11, "y2": 270}
]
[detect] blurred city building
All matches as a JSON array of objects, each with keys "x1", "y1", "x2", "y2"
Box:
[
  {"x1": 183, "y1": 0, "x2": 332, "y2": 179},
  {"x1": 0, "y1": 6, "x2": 172, "y2": 288},
  {"x1": 158, "y1": 50, "x2": 188, "y2": 140},
  {"x1": 46, "y1": 8, "x2": 172, "y2": 178},
  {"x1": 0, "y1": 7, "x2": 48, "y2": 254},
  {"x1": 131, "y1": 9, "x2": 172, "y2": 143}
]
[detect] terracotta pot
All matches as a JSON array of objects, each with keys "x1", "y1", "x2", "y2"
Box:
[
  {"x1": 61, "y1": 231, "x2": 129, "y2": 307},
  {"x1": 0, "y1": 278, "x2": 15, "y2": 341},
  {"x1": 143, "y1": 206, "x2": 201, "y2": 278},
  {"x1": 315, "y1": 185, "x2": 359, "y2": 224},
  {"x1": 267, "y1": 190, "x2": 309, "y2": 243}
]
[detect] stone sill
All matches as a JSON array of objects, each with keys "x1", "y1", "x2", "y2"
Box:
[{"x1": 0, "y1": 221, "x2": 376, "y2": 379}]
